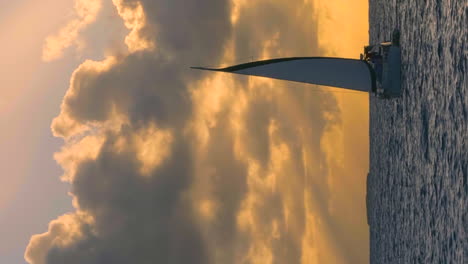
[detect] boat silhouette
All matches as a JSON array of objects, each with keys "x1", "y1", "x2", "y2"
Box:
[{"x1": 193, "y1": 30, "x2": 402, "y2": 98}]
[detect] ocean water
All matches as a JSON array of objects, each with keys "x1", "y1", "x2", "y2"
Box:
[{"x1": 367, "y1": 0, "x2": 466, "y2": 263}]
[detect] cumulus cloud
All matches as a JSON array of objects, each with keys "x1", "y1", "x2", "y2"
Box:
[
  {"x1": 27, "y1": 0, "x2": 369, "y2": 263},
  {"x1": 42, "y1": 0, "x2": 102, "y2": 61}
]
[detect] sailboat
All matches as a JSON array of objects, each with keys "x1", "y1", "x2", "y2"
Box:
[{"x1": 192, "y1": 30, "x2": 401, "y2": 98}]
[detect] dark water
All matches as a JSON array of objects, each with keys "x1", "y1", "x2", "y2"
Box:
[{"x1": 367, "y1": 0, "x2": 467, "y2": 263}]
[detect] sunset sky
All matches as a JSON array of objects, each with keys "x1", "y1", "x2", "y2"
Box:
[{"x1": 0, "y1": 0, "x2": 369, "y2": 263}]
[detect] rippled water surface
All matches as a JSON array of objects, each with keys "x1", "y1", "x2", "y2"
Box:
[{"x1": 367, "y1": 0, "x2": 466, "y2": 263}]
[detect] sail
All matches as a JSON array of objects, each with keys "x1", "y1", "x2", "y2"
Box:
[{"x1": 192, "y1": 57, "x2": 375, "y2": 92}]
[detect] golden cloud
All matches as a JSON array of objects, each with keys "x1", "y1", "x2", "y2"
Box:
[
  {"x1": 27, "y1": 0, "x2": 369, "y2": 263},
  {"x1": 117, "y1": 123, "x2": 174, "y2": 176},
  {"x1": 24, "y1": 212, "x2": 94, "y2": 264},
  {"x1": 42, "y1": 0, "x2": 102, "y2": 61},
  {"x1": 112, "y1": 0, "x2": 155, "y2": 52}
]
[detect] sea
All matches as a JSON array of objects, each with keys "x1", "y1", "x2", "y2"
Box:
[{"x1": 367, "y1": 0, "x2": 466, "y2": 263}]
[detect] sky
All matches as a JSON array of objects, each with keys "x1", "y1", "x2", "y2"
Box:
[
  {"x1": 0, "y1": 0, "x2": 369, "y2": 263},
  {"x1": 0, "y1": 1, "x2": 75, "y2": 263}
]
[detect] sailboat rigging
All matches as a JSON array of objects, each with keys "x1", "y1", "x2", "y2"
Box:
[{"x1": 192, "y1": 30, "x2": 402, "y2": 99}]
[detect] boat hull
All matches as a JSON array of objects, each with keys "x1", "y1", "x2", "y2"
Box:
[{"x1": 365, "y1": 30, "x2": 402, "y2": 98}]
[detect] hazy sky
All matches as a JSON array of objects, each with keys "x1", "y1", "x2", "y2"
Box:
[
  {"x1": 1, "y1": 0, "x2": 369, "y2": 263},
  {"x1": 0, "y1": 0, "x2": 125, "y2": 262},
  {"x1": 0, "y1": 1, "x2": 74, "y2": 263}
]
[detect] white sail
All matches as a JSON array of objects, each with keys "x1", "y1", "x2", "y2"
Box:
[{"x1": 192, "y1": 57, "x2": 375, "y2": 92}]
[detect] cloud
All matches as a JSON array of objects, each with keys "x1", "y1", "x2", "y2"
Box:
[
  {"x1": 112, "y1": 0, "x2": 154, "y2": 53},
  {"x1": 42, "y1": 0, "x2": 102, "y2": 61},
  {"x1": 27, "y1": 0, "x2": 369, "y2": 263},
  {"x1": 28, "y1": 0, "x2": 231, "y2": 263}
]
